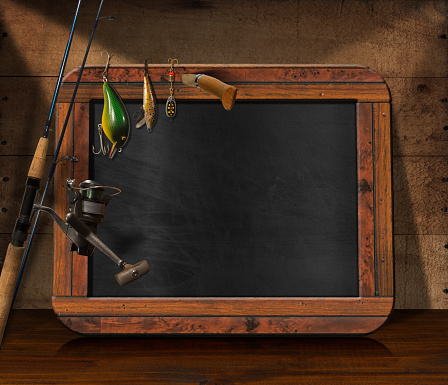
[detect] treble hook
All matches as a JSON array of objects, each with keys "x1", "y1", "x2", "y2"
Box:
[
  {"x1": 101, "y1": 51, "x2": 119, "y2": 82},
  {"x1": 92, "y1": 124, "x2": 109, "y2": 155}
]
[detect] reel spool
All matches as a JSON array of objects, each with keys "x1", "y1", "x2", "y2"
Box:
[{"x1": 66, "y1": 179, "x2": 119, "y2": 256}]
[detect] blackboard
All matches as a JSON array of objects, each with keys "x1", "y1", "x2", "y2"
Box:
[
  {"x1": 53, "y1": 65, "x2": 393, "y2": 335},
  {"x1": 89, "y1": 101, "x2": 359, "y2": 298}
]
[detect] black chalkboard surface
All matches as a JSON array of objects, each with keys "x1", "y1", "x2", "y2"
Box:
[{"x1": 89, "y1": 101, "x2": 358, "y2": 298}]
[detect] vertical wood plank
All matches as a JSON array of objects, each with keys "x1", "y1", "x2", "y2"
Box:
[
  {"x1": 357, "y1": 103, "x2": 375, "y2": 296},
  {"x1": 374, "y1": 103, "x2": 394, "y2": 296},
  {"x1": 71, "y1": 103, "x2": 90, "y2": 296},
  {"x1": 53, "y1": 103, "x2": 74, "y2": 296}
]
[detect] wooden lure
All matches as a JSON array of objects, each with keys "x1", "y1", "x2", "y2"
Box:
[{"x1": 136, "y1": 63, "x2": 156, "y2": 131}]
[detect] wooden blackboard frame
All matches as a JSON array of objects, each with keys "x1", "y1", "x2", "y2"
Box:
[{"x1": 53, "y1": 65, "x2": 393, "y2": 335}]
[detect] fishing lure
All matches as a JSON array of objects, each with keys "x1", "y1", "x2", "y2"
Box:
[
  {"x1": 93, "y1": 53, "x2": 130, "y2": 158},
  {"x1": 136, "y1": 60, "x2": 156, "y2": 131},
  {"x1": 166, "y1": 58, "x2": 178, "y2": 118}
]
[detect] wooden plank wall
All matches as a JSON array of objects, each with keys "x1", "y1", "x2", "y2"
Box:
[{"x1": 0, "y1": 0, "x2": 447, "y2": 309}]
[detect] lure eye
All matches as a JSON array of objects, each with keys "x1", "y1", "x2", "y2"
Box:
[{"x1": 121, "y1": 136, "x2": 126, "y2": 141}]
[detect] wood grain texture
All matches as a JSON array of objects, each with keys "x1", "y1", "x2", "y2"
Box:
[
  {"x1": 1, "y1": 310, "x2": 448, "y2": 384},
  {"x1": 357, "y1": 103, "x2": 375, "y2": 296},
  {"x1": 52, "y1": 297, "x2": 393, "y2": 317},
  {"x1": 58, "y1": 82, "x2": 390, "y2": 103},
  {"x1": 388, "y1": 78, "x2": 448, "y2": 157},
  {"x1": 395, "y1": 235, "x2": 448, "y2": 309},
  {"x1": 59, "y1": 315, "x2": 390, "y2": 335},
  {"x1": 71, "y1": 103, "x2": 90, "y2": 297},
  {"x1": 374, "y1": 103, "x2": 393, "y2": 297},
  {"x1": 0, "y1": 0, "x2": 446, "y2": 78},
  {"x1": 394, "y1": 156, "x2": 448, "y2": 235},
  {"x1": 63, "y1": 65, "x2": 386, "y2": 83},
  {"x1": 52, "y1": 103, "x2": 74, "y2": 297},
  {"x1": 0, "y1": 77, "x2": 57, "y2": 156}
]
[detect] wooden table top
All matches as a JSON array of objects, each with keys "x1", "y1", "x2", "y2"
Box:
[{"x1": 0, "y1": 309, "x2": 447, "y2": 384}]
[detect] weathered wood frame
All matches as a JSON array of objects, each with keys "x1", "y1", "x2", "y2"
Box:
[{"x1": 53, "y1": 65, "x2": 393, "y2": 335}]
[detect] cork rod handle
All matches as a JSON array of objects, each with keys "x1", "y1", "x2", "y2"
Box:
[
  {"x1": 0, "y1": 136, "x2": 49, "y2": 348},
  {"x1": 0, "y1": 244, "x2": 26, "y2": 346},
  {"x1": 28, "y1": 138, "x2": 49, "y2": 179}
]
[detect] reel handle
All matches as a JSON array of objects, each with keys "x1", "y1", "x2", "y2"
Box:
[
  {"x1": 65, "y1": 213, "x2": 150, "y2": 286},
  {"x1": 115, "y1": 260, "x2": 151, "y2": 286}
]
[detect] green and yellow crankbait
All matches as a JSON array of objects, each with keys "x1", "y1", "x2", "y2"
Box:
[
  {"x1": 101, "y1": 80, "x2": 130, "y2": 158},
  {"x1": 92, "y1": 52, "x2": 130, "y2": 159}
]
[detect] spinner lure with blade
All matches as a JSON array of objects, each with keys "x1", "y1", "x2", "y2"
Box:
[{"x1": 166, "y1": 58, "x2": 178, "y2": 118}]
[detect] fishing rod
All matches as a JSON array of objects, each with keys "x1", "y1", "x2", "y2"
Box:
[
  {"x1": 16, "y1": 0, "x2": 108, "y2": 302},
  {"x1": 0, "y1": 0, "x2": 103, "y2": 348}
]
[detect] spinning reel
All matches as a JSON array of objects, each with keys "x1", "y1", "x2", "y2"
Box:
[{"x1": 34, "y1": 179, "x2": 150, "y2": 286}]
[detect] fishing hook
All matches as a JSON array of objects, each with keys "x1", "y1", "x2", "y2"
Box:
[
  {"x1": 101, "y1": 51, "x2": 119, "y2": 82},
  {"x1": 133, "y1": 110, "x2": 144, "y2": 122},
  {"x1": 56, "y1": 155, "x2": 79, "y2": 164},
  {"x1": 92, "y1": 124, "x2": 109, "y2": 155},
  {"x1": 168, "y1": 58, "x2": 178, "y2": 71}
]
